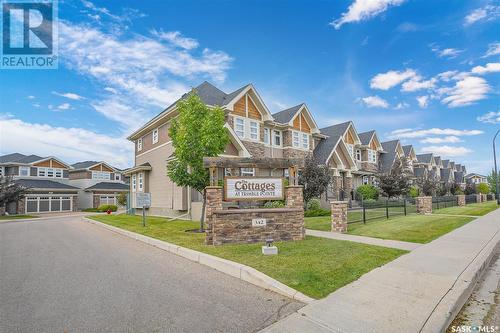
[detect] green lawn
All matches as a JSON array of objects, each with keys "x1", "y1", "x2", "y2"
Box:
[
  {"x1": 0, "y1": 215, "x2": 37, "y2": 220},
  {"x1": 305, "y1": 214, "x2": 474, "y2": 244},
  {"x1": 89, "y1": 214, "x2": 406, "y2": 299},
  {"x1": 434, "y1": 201, "x2": 498, "y2": 216}
]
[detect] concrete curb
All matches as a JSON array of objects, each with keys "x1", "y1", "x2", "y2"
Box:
[
  {"x1": 82, "y1": 217, "x2": 314, "y2": 304},
  {"x1": 421, "y1": 213, "x2": 500, "y2": 333}
]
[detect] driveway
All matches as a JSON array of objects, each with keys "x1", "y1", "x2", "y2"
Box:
[{"x1": 0, "y1": 216, "x2": 302, "y2": 333}]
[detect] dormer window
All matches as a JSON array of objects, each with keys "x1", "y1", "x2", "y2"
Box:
[
  {"x1": 137, "y1": 138, "x2": 143, "y2": 151},
  {"x1": 152, "y1": 128, "x2": 159, "y2": 144}
]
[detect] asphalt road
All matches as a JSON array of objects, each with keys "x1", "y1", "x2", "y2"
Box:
[{"x1": 0, "y1": 216, "x2": 303, "y2": 333}]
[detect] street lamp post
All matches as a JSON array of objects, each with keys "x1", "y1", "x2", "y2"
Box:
[{"x1": 494, "y1": 129, "x2": 500, "y2": 205}]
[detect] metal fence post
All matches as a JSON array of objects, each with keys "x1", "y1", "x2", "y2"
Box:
[
  {"x1": 404, "y1": 199, "x2": 407, "y2": 216},
  {"x1": 363, "y1": 204, "x2": 366, "y2": 224},
  {"x1": 386, "y1": 199, "x2": 389, "y2": 219}
]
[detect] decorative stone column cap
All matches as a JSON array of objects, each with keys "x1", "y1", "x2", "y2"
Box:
[
  {"x1": 205, "y1": 186, "x2": 223, "y2": 189},
  {"x1": 417, "y1": 196, "x2": 432, "y2": 198},
  {"x1": 330, "y1": 200, "x2": 348, "y2": 204},
  {"x1": 285, "y1": 185, "x2": 303, "y2": 189}
]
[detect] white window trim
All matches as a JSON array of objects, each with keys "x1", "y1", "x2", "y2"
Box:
[
  {"x1": 240, "y1": 167, "x2": 255, "y2": 176},
  {"x1": 0, "y1": 166, "x2": 3, "y2": 177},
  {"x1": 292, "y1": 131, "x2": 300, "y2": 148},
  {"x1": 132, "y1": 174, "x2": 137, "y2": 192},
  {"x1": 355, "y1": 149, "x2": 362, "y2": 161},
  {"x1": 291, "y1": 130, "x2": 309, "y2": 150},
  {"x1": 138, "y1": 172, "x2": 144, "y2": 191},
  {"x1": 235, "y1": 117, "x2": 245, "y2": 138},
  {"x1": 249, "y1": 120, "x2": 260, "y2": 141},
  {"x1": 273, "y1": 130, "x2": 282, "y2": 147},
  {"x1": 152, "y1": 128, "x2": 159, "y2": 144},
  {"x1": 302, "y1": 133, "x2": 309, "y2": 150},
  {"x1": 263, "y1": 128, "x2": 270, "y2": 144},
  {"x1": 233, "y1": 116, "x2": 261, "y2": 142},
  {"x1": 19, "y1": 166, "x2": 30, "y2": 177},
  {"x1": 92, "y1": 171, "x2": 111, "y2": 180},
  {"x1": 137, "y1": 138, "x2": 143, "y2": 151}
]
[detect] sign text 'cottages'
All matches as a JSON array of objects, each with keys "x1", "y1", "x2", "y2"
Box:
[{"x1": 224, "y1": 177, "x2": 284, "y2": 201}]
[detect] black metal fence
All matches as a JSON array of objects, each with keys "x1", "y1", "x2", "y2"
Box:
[
  {"x1": 432, "y1": 196, "x2": 458, "y2": 210},
  {"x1": 465, "y1": 194, "x2": 477, "y2": 204},
  {"x1": 347, "y1": 198, "x2": 414, "y2": 224}
]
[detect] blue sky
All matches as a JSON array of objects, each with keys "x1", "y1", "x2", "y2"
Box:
[{"x1": 0, "y1": 0, "x2": 499, "y2": 173}]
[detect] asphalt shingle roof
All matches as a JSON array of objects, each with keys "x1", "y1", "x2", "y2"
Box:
[
  {"x1": 0, "y1": 153, "x2": 43, "y2": 164},
  {"x1": 442, "y1": 159, "x2": 450, "y2": 168},
  {"x1": 358, "y1": 131, "x2": 375, "y2": 146},
  {"x1": 434, "y1": 156, "x2": 442, "y2": 165},
  {"x1": 379, "y1": 140, "x2": 400, "y2": 174},
  {"x1": 272, "y1": 104, "x2": 304, "y2": 124},
  {"x1": 402, "y1": 145, "x2": 413, "y2": 157},
  {"x1": 440, "y1": 168, "x2": 452, "y2": 182},
  {"x1": 71, "y1": 161, "x2": 100, "y2": 169},
  {"x1": 15, "y1": 179, "x2": 79, "y2": 190},
  {"x1": 313, "y1": 122, "x2": 351, "y2": 164},
  {"x1": 455, "y1": 171, "x2": 464, "y2": 183},
  {"x1": 416, "y1": 153, "x2": 433, "y2": 164},
  {"x1": 85, "y1": 182, "x2": 129, "y2": 191}
]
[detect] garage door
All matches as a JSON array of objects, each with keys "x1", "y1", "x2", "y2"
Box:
[
  {"x1": 26, "y1": 196, "x2": 72, "y2": 213},
  {"x1": 99, "y1": 196, "x2": 116, "y2": 206}
]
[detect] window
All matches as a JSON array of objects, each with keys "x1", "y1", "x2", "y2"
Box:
[
  {"x1": 240, "y1": 168, "x2": 255, "y2": 176},
  {"x1": 263, "y1": 128, "x2": 270, "y2": 144},
  {"x1": 55, "y1": 169, "x2": 63, "y2": 178},
  {"x1": 302, "y1": 133, "x2": 309, "y2": 149},
  {"x1": 249, "y1": 121, "x2": 259, "y2": 140},
  {"x1": 138, "y1": 173, "x2": 143, "y2": 191},
  {"x1": 19, "y1": 166, "x2": 30, "y2": 177},
  {"x1": 47, "y1": 168, "x2": 54, "y2": 177},
  {"x1": 355, "y1": 149, "x2": 361, "y2": 161},
  {"x1": 37, "y1": 168, "x2": 46, "y2": 177},
  {"x1": 284, "y1": 168, "x2": 289, "y2": 178},
  {"x1": 224, "y1": 168, "x2": 232, "y2": 177},
  {"x1": 235, "y1": 118, "x2": 245, "y2": 138},
  {"x1": 273, "y1": 130, "x2": 282, "y2": 147},
  {"x1": 292, "y1": 131, "x2": 300, "y2": 148},
  {"x1": 0, "y1": 167, "x2": 3, "y2": 177},
  {"x1": 132, "y1": 174, "x2": 137, "y2": 192},
  {"x1": 368, "y1": 149, "x2": 377, "y2": 163},
  {"x1": 115, "y1": 174, "x2": 121, "y2": 181},
  {"x1": 362, "y1": 176, "x2": 369, "y2": 185},
  {"x1": 92, "y1": 171, "x2": 111, "y2": 180},
  {"x1": 152, "y1": 128, "x2": 159, "y2": 144},
  {"x1": 137, "y1": 138, "x2": 143, "y2": 151}
]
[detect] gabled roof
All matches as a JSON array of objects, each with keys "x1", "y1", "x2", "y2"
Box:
[
  {"x1": 379, "y1": 140, "x2": 402, "y2": 174},
  {"x1": 434, "y1": 156, "x2": 442, "y2": 166},
  {"x1": 0, "y1": 153, "x2": 44, "y2": 164},
  {"x1": 314, "y1": 124, "x2": 347, "y2": 164},
  {"x1": 416, "y1": 153, "x2": 433, "y2": 164},
  {"x1": 358, "y1": 131, "x2": 375, "y2": 146},
  {"x1": 85, "y1": 182, "x2": 129, "y2": 191},
  {"x1": 442, "y1": 159, "x2": 450, "y2": 169},
  {"x1": 402, "y1": 145, "x2": 415, "y2": 157},
  {"x1": 455, "y1": 171, "x2": 464, "y2": 183},
  {"x1": 71, "y1": 161, "x2": 101, "y2": 169},
  {"x1": 272, "y1": 104, "x2": 303, "y2": 124},
  {"x1": 15, "y1": 179, "x2": 79, "y2": 190},
  {"x1": 440, "y1": 168, "x2": 452, "y2": 182},
  {"x1": 465, "y1": 173, "x2": 487, "y2": 179},
  {"x1": 381, "y1": 140, "x2": 400, "y2": 153}
]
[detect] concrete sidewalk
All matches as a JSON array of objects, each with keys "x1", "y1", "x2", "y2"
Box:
[
  {"x1": 263, "y1": 208, "x2": 500, "y2": 333},
  {"x1": 306, "y1": 229, "x2": 420, "y2": 251}
]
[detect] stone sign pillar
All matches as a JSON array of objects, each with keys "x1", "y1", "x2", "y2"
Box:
[
  {"x1": 285, "y1": 185, "x2": 304, "y2": 209},
  {"x1": 331, "y1": 201, "x2": 348, "y2": 233},
  {"x1": 457, "y1": 195, "x2": 466, "y2": 207},
  {"x1": 416, "y1": 196, "x2": 432, "y2": 214},
  {"x1": 205, "y1": 186, "x2": 223, "y2": 245}
]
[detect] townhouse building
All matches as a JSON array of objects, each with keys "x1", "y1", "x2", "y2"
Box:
[
  {"x1": 465, "y1": 173, "x2": 488, "y2": 185},
  {"x1": 0, "y1": 153, "x2": 78, "y2": 214},
  {"x1": 379, "y1": 140, "x2": 405, "y2": 174},
  {"x1": 69, "y1": 161, "x2": 129, "y2": 209}
]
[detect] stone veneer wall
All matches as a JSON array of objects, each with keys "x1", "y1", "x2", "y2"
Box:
[
  {"x1": 331, "y1": 201, "x2": 348, "y2": 233},
  {"x1": 457, "y1": 195, "x2": 466, "y2": 207},
  {"x1": 205, "y1": 185, "x2": 305, "y2": 245},
  {"x1": 416, "y1": 196, "x2": 432, "y2": 214}
]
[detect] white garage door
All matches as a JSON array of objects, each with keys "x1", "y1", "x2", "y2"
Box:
[
  {"x1": 26, "y1": 196, "x2": 72, "y2": 213},
  {"x1": 99, "y1": 196, "x2": 116, "y2": 206}
]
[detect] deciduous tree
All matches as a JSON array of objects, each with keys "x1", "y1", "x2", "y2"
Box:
[
  {"x1": 298, "y1": 156, "x2": 331, "y2": 204},
  {"x1": 0, "y1": 177, "x2": 29, "y2": 215}
]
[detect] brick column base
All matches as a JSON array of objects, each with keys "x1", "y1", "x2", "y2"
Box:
[
  {"x1": 205, "y1": 186, "x2": 223, "y2": 245},
  {"x1": 457, "y1": 195, "x2": 466, "y2": 207},
  {"x1": 331, "y1": 201, "x2": 348, "y2": 233},
  {"x1": 416, "y1": 196, "x2": 432, "y2": 214}
]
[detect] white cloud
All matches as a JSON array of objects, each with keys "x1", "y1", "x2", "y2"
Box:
[
  {"x1": 436, "y1": 70, "x2": 460, "y2": 82},
  {"x1": 150, "y1": 30, "x2": 199, "y2": 50},
  {"x1": 477, "y1": 111, "x2": 500, "y2": 124},
  {"x1": 56, "y1": 103, "x2": 71, "y2": 111},
  {"x1": 394, "y1": 102, "x2": 409, "y2": 109},
  {"x1": 471, "y1": 62, "x2": 500, "y2": 74},
  {"x1": 420, "y1": 145, "x2": 473, "y2": 157},
  {"x1": 390, "y1": 128, "x2": 483, "y2": 139},
  {"x1": 464, "y1": 5, "x2": 500, "y2": 25},
  {"x1": 439, "y1": 76, "x2": 491, "y2": 107},
  {"x1": 416, "y1": 95, "x2": 429, "y2": 108},
  {"x1": 330, "y1": 0, "x2": 405, "y2": 29},
  {"x1": 370, "y1": 68, "x2": 416, "y2": 90},
  {"x1": 433, "y1": 47, "x2": 464, "y2": 59},
  {"x1": 483, "y1": 42, "x2": 500, "y2": 58},
  {"x1": 104, "y1": 87, "x2": 117, "y2": 94},
  {"x1": 361, "y1": 95, "x2": 389, "y2": 108},
  {"x1": 90, "y1": 99, "x2": 147, "y2": 131},
  {"x1": 52, "y1": 91, "x2": 85, "y2": 100},
  {"x1": 32, "y1": 103, "x2": 40, "y2": 108},
  {"x1": 401, "y1": 76, "x2": 436, "y2": 92},
  {"x1": 420, "y1": 136, "x2": 462, "y2": 144},
  {"x1": 0, "y1": 117, "x2": 133, "y2": 168},
  {"x1": 27, "y1": 95, "x2": 35, "y2": 99}
]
